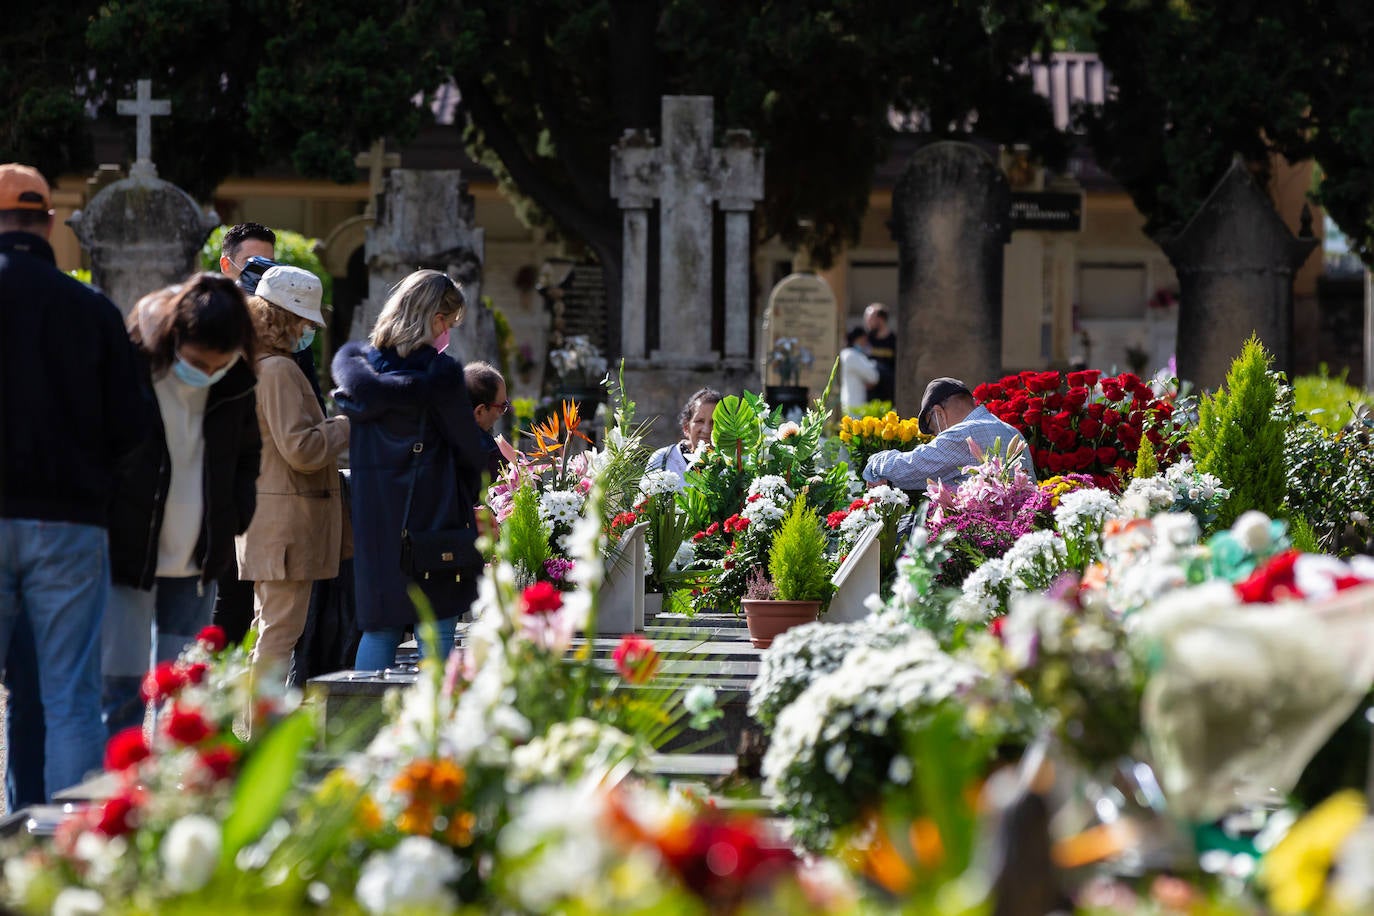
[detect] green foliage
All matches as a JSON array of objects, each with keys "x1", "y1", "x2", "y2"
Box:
[
  {"x1": 1284, "y1": 410, "x2": 1374, "y2": 556},
  {"x1": 1293, "y1": 365, "x2": 1371, "y2": 434},
  {"x1": 501, "y1": 482, "x2": 551, "y2": 583},
  {"x1": 768, "y1": 497, "x2": 833, "y2": 603},
  {"x1": 490, "y1": 301, "x2": 515, "y2": 381},
  {"x1": 200, "y1": 225, "x2": 333, "y2": 305},
  {"x1": 0, "y1": 2, "x2": 97, "y2": 180},
  {"x1": 1192, "y1": 337, "x2": 1292, "y2": 529},
  {"x1": 1133, "y1": 434, "x2": 1159, "y2": 480},
  {"x1": 709, "y1": 394, "x2": 764, "y2": 468},
  {"x1": 218, "y1": 709, "x2": 315, "y2": 873},
  {"x1": 851, "y1": 399, "x2": 894, "y2": 420}
]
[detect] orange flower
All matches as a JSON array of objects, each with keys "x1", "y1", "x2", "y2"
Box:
[
  {"x1": 393, "y1": 758, "x2": 466, "y2": 808},
  {"x1": 397, "y1": 802, "x2": 436, "y2": 835},
  {"x1": 561, "y1": 399, "x2": 591, "y2": 444},
  {"x1": 443, "y1": 810, "x2": 476, "y2": 847}
]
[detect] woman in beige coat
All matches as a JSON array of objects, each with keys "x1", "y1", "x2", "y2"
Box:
[{"x1": 236, "y1": 265, "x2": 349, "y2": 678}]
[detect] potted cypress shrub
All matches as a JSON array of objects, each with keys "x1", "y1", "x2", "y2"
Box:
[{"x1": 741, "y1": 496, "x2": 834, "y2": 648}]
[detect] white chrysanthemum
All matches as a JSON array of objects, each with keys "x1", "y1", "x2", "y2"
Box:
[
  {"x1": 865, "y1": 484, "x2": 910, "y2": 509},
  {"x1": 747, "y1": 475, "x2": 794, "y2": 501},
  {"x1": 1053, "y1": 487, "x2": 1119, "y2": 532},
  {"x1": 741, "y1": 498, "x2": 788, "y2": 526},
  {"x1": 161, "y1": 815, "x2": 221, "y2": 892},
  {"x1": 639, "y1": 469, "x2": 684, "y2": 497},
  {"x1": 51, "y1": 889, "x2": 104, "y2": 916},
  {"x1": 3, "y1": 856, "x2": 41, "y2": 903},
  {"x1": 669, "y1": 539, "x2": 695, "y2": 573},
  {"x1": 497, "y1": 781, "x2": 614, "y2": 911},
  {"x1": 508, "y1": 719, "x2": 640, "y2": 788},
  {"x1": 684, "y1": 684, "x2": 717, "y2": 716},
  {"x1": 950, "y1": 558, "x2": 1008, "y2": 623},
  {"x1": 1151, "y1": 512, "x2": 1201, "y2": 550},
  {"x1": 539, "y1": 489, "x2": 585, "y2": 527},
  {"x1": 839, "y1": 505, "x2": 880, "y2": 540},
  {"x1": 1002, "y1": 530, "x2": 1067, "y2": 588},
  {"x1": 356, "y1": 836, "x2": 462, "y2": 915}
]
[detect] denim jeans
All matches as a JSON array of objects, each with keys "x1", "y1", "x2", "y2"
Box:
[
  {"x1": 0, "y1": 519, "x2": 109, "y2": 801},
  {"x1": 354, "y1": 616, "x2": 458, "y2": 671},
  {"x1": 5, "y1": 614, "x2": 46, "y2": 810},
  {"x1": 101, "y1": 577, "x2": 217, "y2": 736}
]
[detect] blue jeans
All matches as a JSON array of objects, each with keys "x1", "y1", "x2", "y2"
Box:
[
  {"x1": 101, "y1": 577, "x2": 217, "y2": 737},
  {"x1": 5, "y1": 614, "x2": 46, "y2": 810},
  {"x1": 354, "y1": 616, "x2": 458, "y2": 671},
  {"x1": 0, "y1": 519, "x2": 109, "y2": 801}
]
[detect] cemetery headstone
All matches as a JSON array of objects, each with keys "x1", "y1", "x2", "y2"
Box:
[
  {"x1": 760, "y1": 272, "x2": 839, "y2": 414},
  {"x1": 890, "y1": 142, "x2": 1010, "y2": 416},
  {"x1": 826, "y1": 522, "x2": 882, "y2": 624},
  {"x1": 610, "y1": 96, "x2": 763, "y2": 443},
  {"x1": 68, "y1": 80, "x2": 219, "y2": 314},
  {"x1": 361, "y1": 169, "x2": 498, "y2": 368},
  {"x1": 1162, "y1": 158, "x2": 1318, "y2": 391},
  {"x1": 591, "y1": 522, "x2": 646, "y2": 635}
]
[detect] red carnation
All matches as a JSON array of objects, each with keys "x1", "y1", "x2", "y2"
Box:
[
  {"x1": 185, "y1": 662, "x2": 210, "y2": 685},
  {"x1": 827, "y1": 510, "x2": 849, "y2": 529},
  {"x1": 613, "y1": 634, "x2": 661, "y2": 684},
  {"x1": 164, "y1": 705, "x2": 213, "y2": 746},
  {"x1": 692, "y1": 531, "x2": 707, "y2": 542},
  {"x1": 1235, "y1": 550, "x2": 1303, "y2": 604},
  {"x1": 733, "y1": 516, "x2": 750, "y2": 531},
  {"x1": 140, "y1": 660, "x2": 187, "y2": 703},
  {"x1": 104, "y1": 726, "x2": 150, "y2": 772},
  {"x1": 521, "y1": 581, "x2": 563, "y2": 615},
  {"x1": 706, "y1": 522, "x2": 721, "y2": 536},
  {"x1": 196, "y1": 625, "x2": 227, "y2": 653},
  {"x1": 95, "y1": 792, "x2": 140, "y2": 837},
  {"x1": 198, "y1": 745, "x2": 239, "y2": 781}
]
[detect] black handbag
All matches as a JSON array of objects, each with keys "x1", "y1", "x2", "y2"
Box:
[{"x1": 399, "y1": 414, "x2": 483, "y2": 582}]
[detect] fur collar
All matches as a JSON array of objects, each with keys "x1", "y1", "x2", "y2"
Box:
[{"x1": 331, "y1": 341, "x2": 461, "y2": 421}]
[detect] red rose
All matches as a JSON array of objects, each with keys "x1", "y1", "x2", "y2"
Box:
[
  {"x1": 196, "y1": 625, "x2": 227, "y2": 653},
  {"x1": 1035, "y1": 370, "x2": 1061, "y2": 393},
  {"x1": 973, "y1": 382, "x2": 1005, "y2": 402},
  {"x1": 1064, "y1": 386, "x2": 1089, "y2": 411},
  {"x1": 185, "y1": 662, "x2": 210, "y2": 685},
  {"x1": 1095, "y1": 446, "x2": 1119, "y2": 465},
  {"x1": 199, "y1": 746, "x2": 238, "y2": 781},
  {"x1": 165, "y1": 705, "x2": 213, "y2": 746},
  {"x1": 1235, "y1": 550, "x2": 1303, "y2": 604},
  {"x1": 1086, "y1": 402, "x2": 1105, "y2": 420},
  {"x1": 1068, "y1": 369, "x2": 1102, "y2": 389},
  {"x1": 613, "y1": 635, "x2": 661, "y2": 684},
  {"x1": 522, "y1": 581, "x2": 563, "y2": 615},
  {"x1": 1077, "y1": 417, "x2": 1102, "y2": 439},
  {"x1": 1118, "y1": 425, "x2": 1141, "y2": 451},
  {"x1": 1023, "y1": 405, "x2": 1043, "y2": 426},
  {"x1": 1074, "y1": 445, "x2": 1096, "y2": 469},
  {"x1": 104, "y1": 726, "x2": 150, "y2": 771},
  {"x1": 141, "y1": 660, "x2": 187, "y2": 703},
  {"x1": 1043, "y1": 392, "x2": 1064, "y2": 411},
  {"x1": 96, "y1": 792, "x2": 140, "y2": 837},
  {"x1": 1100, "y1": 379, "x2": 1125, "y2": 401},
  {"x1": 1102, "y1": 408, "x2": 1122, "y2": 427}
]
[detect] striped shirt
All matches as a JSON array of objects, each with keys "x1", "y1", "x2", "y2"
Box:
[{"x1": 862, "y1": 405, "x2": 1036, "y2": 490}]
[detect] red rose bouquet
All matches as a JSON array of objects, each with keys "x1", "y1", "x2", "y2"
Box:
[{"x1": 973, "y1": 369, "x2": 1186, "y2": 490}]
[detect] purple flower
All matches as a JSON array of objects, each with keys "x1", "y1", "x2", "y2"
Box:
[{"x1": 543, "y1": 557, "x2": 575, "y2": 582}]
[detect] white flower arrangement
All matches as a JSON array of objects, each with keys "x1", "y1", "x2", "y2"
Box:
[
  {"x1": 356, "y1": 836, "x2": 463, "y2": 915},
  {"x1": 638, "y1": 469, "x2": 684, "y2": 498},
  {"x1": 949, "y1": 557, "x2": 1009, "y2": 624},
  {"x1": 538, "y1": 488, "x2": 585, "y2": 527},
  {"x1": 748, "y1": 474, "x2": 794, "y2": 501},
  {"x1": 548, "y1": 334, "x2": 609, "y2": 389},
  {"x1": 507, "y1": 718, "x2": 644, "y2": 790}
]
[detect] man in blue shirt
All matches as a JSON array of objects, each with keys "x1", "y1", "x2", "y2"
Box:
[{"x1": 863, "y1": 377, "x2": 1035, "y2": 491}]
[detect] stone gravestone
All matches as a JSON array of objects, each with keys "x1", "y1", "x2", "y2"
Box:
[
  {"x1": 890, "y1": 142, "x2": 1011, "y2": 416},
  {"x1": 826, "y1": 521, "x2": 882, "y2": 624},
  {"x1": 68, "y1": 80, "x2": 219, "y2": 314},
  {"x1": 760, "y1": 272, "x2": 839, "y2": 412},
  {"x1": 1163, "y1": 158, "x2": 1318, "y2": 391},
  {"x1": 596, "y1": 522, "x2": 647, "y2": 635},
  {"x1": 611, "y1": 96, "x2": 764, "y2": 443},
  {"x1": 361, "y1": 169, "x2": 498, "y2": 369},
  {"x1": 539, "y1": 261, "x2": 610, "y2": 376}
]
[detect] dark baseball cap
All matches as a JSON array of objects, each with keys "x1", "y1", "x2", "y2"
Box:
[{"x1": 918, "y1": 377, "x2": 973, "y2": 434}]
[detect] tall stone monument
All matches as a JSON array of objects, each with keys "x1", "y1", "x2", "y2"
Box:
[
  {"x1": 361, "y1": 169, "x2": 497, "y2": 368},
  {"x1": 68, "y1": 79, "x2": 218, "y2": 313},
  {"x1": 611, "y1": 96, "x2": 764, "y2": 442},
  {"x1": 890, "y1": 142, "x2": 1010, "y2": 416},
  {"x1": 1163, "y1": 158, "x2": 1319, "y2": 391}
]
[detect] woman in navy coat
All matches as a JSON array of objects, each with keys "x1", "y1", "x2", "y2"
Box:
[{"x1": 331, "y1": 270, "x2": 489, "y2": 669}]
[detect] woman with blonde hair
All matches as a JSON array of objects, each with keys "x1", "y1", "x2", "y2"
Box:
[
  {"x1": 332, "y1": 269, "x2": 488, "y2": 669},
  {"x1": 237, "y1": 265, "x2": 349, "y2": 680}
]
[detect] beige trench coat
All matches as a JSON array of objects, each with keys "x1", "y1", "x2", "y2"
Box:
[{"x1": 236, "y1": 352, "x2": 350, "y2": 582}]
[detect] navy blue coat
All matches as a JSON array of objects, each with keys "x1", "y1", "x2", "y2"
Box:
[{"x1": 332, "y1": 342, "x2": 488, "y2": 630}]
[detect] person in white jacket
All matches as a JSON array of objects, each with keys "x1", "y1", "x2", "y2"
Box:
[{"x1": 839, "y1": 327, "x2": 879, "y2": 415}]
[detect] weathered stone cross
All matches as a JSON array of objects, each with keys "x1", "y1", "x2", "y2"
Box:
[
  {"x1": 355, "y1": 139, "x2": 402, "y2": 217},
  {"x1": 116, "y1": 79, "x2": 170, "y2": 180}
]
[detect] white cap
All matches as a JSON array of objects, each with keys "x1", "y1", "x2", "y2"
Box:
[{"x1": 256, "y1": 265, "x2": 324, "y2": 325}]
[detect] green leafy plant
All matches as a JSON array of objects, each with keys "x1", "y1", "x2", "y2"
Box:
[
  {"x1": 1294, "y1": 365, "x2": 1371, "y2": 433},
  {"x1": 767, "y1": 496, "x2": 834, "y2": 604},
  {"x1": 1191, "y1": 336, "x2": 1293, "y2": 529},
  {"x1": 1133, "y1": 433, "x2": 1159, "y2": 479},
  {"x1": 502, "y1": 482, "x2": 551, "y2": 584}
]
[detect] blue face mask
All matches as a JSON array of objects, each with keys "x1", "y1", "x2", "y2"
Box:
[
  {"x1": 172, "y1": 354, "x2": 236, "y2": 389},
  {"x1": 293, "y1": 327, "x2": 316, "y2": 353}
]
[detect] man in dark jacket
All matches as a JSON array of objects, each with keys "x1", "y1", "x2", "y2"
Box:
[
  {"x1": 463, "y1": 360, "x2": 510, "y2": 483},
  {"x1": 0, "y1": 163, "x2": 153, "y2": 806}
]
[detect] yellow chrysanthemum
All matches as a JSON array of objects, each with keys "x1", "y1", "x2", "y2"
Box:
[{"x1": 1263, "y1": 790, "x2": 1367, "y2": 916}]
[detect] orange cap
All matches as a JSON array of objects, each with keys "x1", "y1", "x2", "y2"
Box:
[{"x1": 0, "y1": 164, "x2": 51, "y2": 212}]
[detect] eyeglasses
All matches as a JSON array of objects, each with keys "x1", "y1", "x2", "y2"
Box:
[{"x1": 492, "y1": 399, "x2": 512, "y2": 415}]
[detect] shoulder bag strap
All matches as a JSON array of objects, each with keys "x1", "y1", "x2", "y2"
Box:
[{"x1": 400, "y1": 411, "x2": 428, "y2": 537}]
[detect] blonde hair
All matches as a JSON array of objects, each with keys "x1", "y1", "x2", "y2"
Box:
[
  {"x1": 370, "y1": 269, "x2": 465, "y2": 357},
  {"x1": 246, "y1": 294, "x2": 303, "y2": 354}
]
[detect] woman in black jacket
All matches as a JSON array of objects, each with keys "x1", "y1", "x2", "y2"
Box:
[
  {"x1": 102, "y1": 274, "x2": 260, "y2": 734},
  {"x1": 332, "y1": 269, "x2": 488, "y2": 670}
]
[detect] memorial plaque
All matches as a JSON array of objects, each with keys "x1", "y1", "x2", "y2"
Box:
[
  {"x1": 827, "y1": 522, "x2": 882, "y2": 624},
  {"x1": 1009, "y1": 191, "x2": 1082, "y2": 232},
  {"x1": 761, "y1": 273, "x2": 839, "y2": 395}
]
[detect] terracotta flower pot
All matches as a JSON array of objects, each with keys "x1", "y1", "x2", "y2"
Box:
[{"x1": 742, "y1": 599, "x2": 821, "y2": 649}]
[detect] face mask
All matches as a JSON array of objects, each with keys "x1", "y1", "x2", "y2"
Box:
[
  {"x1": 294, "y1": 327, "x2": 316, "y2": 353},
  {"x1": 433, "y1": 326, "x2": 451, "y2": 354},
  {"x1": 172, "y1": 353, "x2": 237, "y2": 389}
]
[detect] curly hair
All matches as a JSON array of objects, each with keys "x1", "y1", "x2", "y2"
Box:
[{"x1": 246, "y1": 293, "x2": 303, "y2": 354}]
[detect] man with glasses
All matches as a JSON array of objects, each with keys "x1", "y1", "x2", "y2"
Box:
[
  {"x1": 464, "y1": 361, "x2": 510, "y2": 481},
  {"x1": 863, "y1": 377, "x2": 1035, "y2": 491}
]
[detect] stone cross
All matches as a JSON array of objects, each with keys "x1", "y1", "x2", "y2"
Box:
[
  {"x1": 116, "y1": 79, "x2": 170, "y2": 180},
  {"x1": 611, "y1": 96, "x2": 764, "y2": 363},
  {"x1": 355, "y1": 139, "x2": 401, "y2": 218}
]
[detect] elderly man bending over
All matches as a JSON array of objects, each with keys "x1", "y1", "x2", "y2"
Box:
[{"x1": 863, "y1": 377, "x2": 1035, "y2": 491}]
